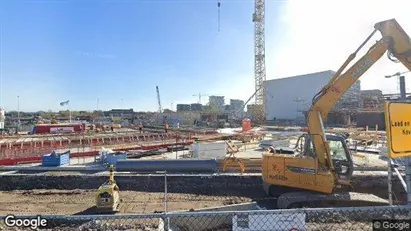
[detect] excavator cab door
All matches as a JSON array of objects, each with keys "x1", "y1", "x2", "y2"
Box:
[
  {"x1": 326, "y1": 135, "x2": 354, "y2": 183},
  {"x1": 306, "y1": 134, "x2": 354, "y2": 182}
]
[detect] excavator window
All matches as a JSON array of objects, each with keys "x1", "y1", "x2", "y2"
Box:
[
  {"x1": 328, "y1": 140, "x2": 348, "y2": 161},
  {"x1": 307, "y1": 140, "x2": 348, "y2": 161},
  {"x1": 305, "y1": 142, "x2": 315, "y2": 157}
]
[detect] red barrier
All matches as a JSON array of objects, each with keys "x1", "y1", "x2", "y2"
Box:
[{"x1": 0, "y1": 141, "x2": 193, "y2": 166}]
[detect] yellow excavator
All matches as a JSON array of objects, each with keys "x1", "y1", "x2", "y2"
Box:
[
  {"x1": 95, "y1": 165, "x2": 120, "y2": 213},
  {"x1": 262, "y1": 18, "x2": 411, "y2": 209}
]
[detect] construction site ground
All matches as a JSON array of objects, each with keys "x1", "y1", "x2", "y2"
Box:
[
  {"x1": 0, "y1": 128, "x2": 405, "y2": 216},
  {"x1": 0, "y1": 149, "x2": 405, "y2": 216},
  {"x1": 0, "y1": 172, "x2": 405, "y2": 216},
  {"x1": 0, "y1": 189, "x2": 257, "y2": 215}
]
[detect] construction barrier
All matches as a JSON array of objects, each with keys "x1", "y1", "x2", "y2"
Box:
[{"x1": 0, "y1": 205, "x2": 407, "y2": 231}]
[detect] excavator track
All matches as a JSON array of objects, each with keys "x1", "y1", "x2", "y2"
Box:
[{"x1": 276, "y1": 191, "x2": 389, "y2": 209}]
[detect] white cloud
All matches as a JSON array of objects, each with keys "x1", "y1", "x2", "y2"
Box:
[{"x1": 267, "y1": 0, "x2": 411, "y2": 94}]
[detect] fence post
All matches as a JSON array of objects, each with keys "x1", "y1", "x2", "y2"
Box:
[
  {"x1": 406, "y1": 159, "x2": 411, "y2": 205},
  {"x1": 164, "y1": 170, "x2": 170, "y2": 231},
  {"x1": 387, "y1": 158, "x2": 393, "y2": 205}
]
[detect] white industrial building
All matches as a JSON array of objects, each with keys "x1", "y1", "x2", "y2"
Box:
[{"x1": 264, "y1": 70, "x2": 361, "y2": 121}]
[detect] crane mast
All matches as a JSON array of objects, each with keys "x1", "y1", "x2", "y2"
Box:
[
  {"x1": 217, "y1": 0, "x2": 266, "y2": 122},
  {"x1": 253, "y1": 0, "x2": 266, "y2": 121},
  {"x1": 156, "y1": 86, "x2": 163, "y2": 114}
]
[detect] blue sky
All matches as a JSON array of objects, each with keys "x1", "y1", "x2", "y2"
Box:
[
  {"x1": 1, "y1": 0, "x2": 410, "y2": 112},
  {"x1": 0, "y1": 0, "x2": 287, "y2": 112}
]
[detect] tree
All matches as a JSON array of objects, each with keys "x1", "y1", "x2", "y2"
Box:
[{"x1": 206, "y1": 101, "x2": 220, "y2": 112}]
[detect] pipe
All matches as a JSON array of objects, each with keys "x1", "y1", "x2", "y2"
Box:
[{"x1": 115, "y1": 159, "x2": 218, "y2": 173}]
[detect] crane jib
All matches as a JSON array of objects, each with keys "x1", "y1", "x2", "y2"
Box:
[{"x1": 350, "y1": 59, "x2": 373, "y2": 79}]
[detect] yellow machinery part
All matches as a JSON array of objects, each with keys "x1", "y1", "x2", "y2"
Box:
[
  {"x1": 95, "y1": 165, "x2": 120, "y2": 213},
  {"x1": 222, "y1": 156, "x2": 246, "y2": 174}
]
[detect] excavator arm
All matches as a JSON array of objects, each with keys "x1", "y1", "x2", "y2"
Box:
[{"x1": 308, "y1": 19, "x2": 411, "y2": 170}]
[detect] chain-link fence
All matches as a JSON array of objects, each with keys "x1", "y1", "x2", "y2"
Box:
[{"x1": 0, "y1": 205, "x2": 409, "y2": 231}]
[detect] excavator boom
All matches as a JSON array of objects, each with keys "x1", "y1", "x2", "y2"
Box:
[{"x1": 308, "y1": 18, "x2": 411, "y2": 168}]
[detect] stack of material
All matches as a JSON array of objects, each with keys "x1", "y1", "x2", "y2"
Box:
[
  {"x1": 259, "y1": 139, "x2": 290, "y2": 149},
  {"x1": 191, "y1": 141, "x2": 227, "y2": 159},
  {"x1": 106, "y1": 152, "x2": 128, "y2": 165}
]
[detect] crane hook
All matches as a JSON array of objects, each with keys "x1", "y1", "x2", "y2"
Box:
[{"x1": 217, "y1": 1, "x2": 221, "y2": 32}]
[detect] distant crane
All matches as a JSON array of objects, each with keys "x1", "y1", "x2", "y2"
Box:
[
  {"x1": 156, "y1": 86, "x2": 163, "y2": 113},
  {"x1": 156, "y1": 86, "x2": 167, "y2": 124},
  {"x1": 193, "y1": 93, "x2": 209, "y2": 104}
]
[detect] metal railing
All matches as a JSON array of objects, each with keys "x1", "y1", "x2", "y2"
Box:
[{"x1": 0, "y1": 205, "x2": 409, "y2": 231}]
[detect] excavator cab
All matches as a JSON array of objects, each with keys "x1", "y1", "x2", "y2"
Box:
[
  {"x1": 262, "y1": 133, "x2": 354, "y2": 197},
  {"x1": 262, "y1": 133, "x2": 390, "y2": 209},
  {"x1": 297, "y1": 133, "x2": 354, "y2": 182}
]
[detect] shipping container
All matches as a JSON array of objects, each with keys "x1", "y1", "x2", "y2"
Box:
[
  {"x1": 42, "y1": 150, "x2": 70, "y2": 166},
  {"x1": 34, "y1": 124, "x2": 83, "y2": 134},
  {"x1": 50, "y1": 127, "x2": 74, "y2": 133}
]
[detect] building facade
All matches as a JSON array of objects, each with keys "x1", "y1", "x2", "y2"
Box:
[
  {"x1": 190, "y1": 103, "x2": 203, "y2": 111},
  {"x1": 176, "y1": 104, "x2": 191, "y2": 112},
  {"x1": 208, "y1": 96, "x2": 225, "y2": 112},
  {"x1": 335, "y1": 81, "x2": 361, "y2": 110},
  {"x1": 264, "y1": 70, "x2": 361, "y2": 121},
  {"x1": 230, "y1": 99, "x2": 245, "y2": 112}
]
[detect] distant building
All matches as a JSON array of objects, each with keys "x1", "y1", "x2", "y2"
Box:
[
  {"x1": 264, "y1": 70, "x2": 361, "y2": 120},
  {"x1": 190, "y1": 103, "x2": 203, "y2": 111},
  {"x1": 230, "y1": 99, "x2": 245, "y2": 112},
  {"x1": 360, "y1": 90, "x2": 385, "y2": 110},
  {"x1": 105, "y1": 109, "x2": 135, "y2": 120},
  {"x1": 335, "y1": 80, "x2": 361, "y2": 110},
  {"x1": 176, "y1": 104, "x2": 191, "y2": 112},
  {"x1": 106, "y1": 109, "x2": 134, "y2": 117},
  {"x1": 208, "y1": 96, "x2": 225, "y2": 112}
]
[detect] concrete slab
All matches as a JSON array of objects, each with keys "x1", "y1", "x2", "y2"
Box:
[{"x1": 159, "y1": 202, "x2": 261, "y2": 231}]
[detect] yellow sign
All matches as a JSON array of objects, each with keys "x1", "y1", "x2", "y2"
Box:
[{"x1": 384, "y1": 101, "x2": 411, "y2": 158}]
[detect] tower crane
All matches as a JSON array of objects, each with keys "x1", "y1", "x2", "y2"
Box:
[
  {"x1": 252, "y1": 0, "x2": 266, "y2": 123},
  {"x1": 217, "y1": 0, "x2": 266, "y2": 123}
]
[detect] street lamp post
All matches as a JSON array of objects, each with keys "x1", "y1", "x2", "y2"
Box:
[
  {"x1": 121, "y1": 99, "x2": 124, "y2": 121},
  {"x1": 385, "y1": 71, "x2": 411, "y2": 205},
  {"x1": 17, "y1": 95, "x2": 20, "y2": 128}
]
